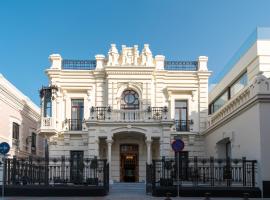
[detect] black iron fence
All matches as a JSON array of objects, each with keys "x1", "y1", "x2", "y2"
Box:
[
  {"x1": 146, "y1": 156, "x2": 257, "y2": 193},
  {"x1": 62, "y1": 59, "x2": 96, "y2": 70},
  {"x1": 0, "y1": 156, "x2": 109, "y2": 191}
]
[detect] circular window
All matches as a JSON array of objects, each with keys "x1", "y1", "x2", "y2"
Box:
[{"x1": 121, "y1": 90, "x2": 139, "y2": 109}]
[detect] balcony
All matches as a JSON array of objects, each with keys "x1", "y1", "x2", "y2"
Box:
[
  {"x1": 89, "y1": 106, "x2": 169, "y2": 122},
  {"x1": 39, "y1": 117, "x2": 57, "y2": 137},
  {"x1": 40, "y1": 117, "x2": 54, "y2": 129},
  {"x1": 174, "y1": 120, "x2": 193, "y2": 132}
]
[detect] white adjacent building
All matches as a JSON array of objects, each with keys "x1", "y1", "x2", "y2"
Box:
[
  {"x1": 38, "y1": 44, "x2": 211, "y2": 183},
  {"x1": 204, "y1": 27, "x2": 270, "y2": 196},
  {"x1": 0, "y1": 74, "x2": 44, "y2": 157}
]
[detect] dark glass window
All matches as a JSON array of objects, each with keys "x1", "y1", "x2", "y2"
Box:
[
  {"x1": 70, "y1": 99, "x2": 84, "y2": 130},
  {"x1": 43, "y1": 90, "x2": 52, "y2": 117},
  {"x1": 71, "y1": 99, "x2": 84, "y2": 120},
  {"x1": 12, "y1": 122, "x2": 19, "y2": 140},
  {"x1": 230, "y1": 72, "x2": 248, "y2": 97},
  {"x1": 212, "y1": 91, "x2": 228, "y2": 113},
  {"x1": 121, "y1": 90, "x2": 139, "y2": 110},
  {"x1": 175, "y1": 100, "x2": 189, "y2": 131},
  {"x1": 31, "y1": 132, "x2": 36, "y2": 148}
]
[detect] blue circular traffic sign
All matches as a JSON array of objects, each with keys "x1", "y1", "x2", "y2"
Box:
[
  {"x1": 0, "y1": 142, "x2": 10, "y2": 155},
  {"x1": 171, "y1": 139, "x2": 185, "y2": 152}
]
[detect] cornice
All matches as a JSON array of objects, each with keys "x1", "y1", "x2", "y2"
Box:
[
  {"x1": 202, "y1": 93, "x2": 270, "y2": 136},
  {"x1": 0, "y1": 85, "x2": 40, "y2": 121}
]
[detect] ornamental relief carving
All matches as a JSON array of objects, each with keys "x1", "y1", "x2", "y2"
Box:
[{"x1": 107, "y1": 44, "x2": 154, "y2": 67}]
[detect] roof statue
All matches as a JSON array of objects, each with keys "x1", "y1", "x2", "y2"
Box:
[{"x1": 106, "y1": 44, "x2": 154, "y2": 66}]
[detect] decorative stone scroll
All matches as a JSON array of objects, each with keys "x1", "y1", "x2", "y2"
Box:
[{"x1": 106, "y1": 44, "x2": 154, "y2": 66}]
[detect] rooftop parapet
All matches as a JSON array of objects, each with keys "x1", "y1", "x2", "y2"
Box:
[{"x1": 49, "y1": 44, "x2": 207, "y2": 71}]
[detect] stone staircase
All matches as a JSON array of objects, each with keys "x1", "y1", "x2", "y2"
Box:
[{"x1": 110, "y1": 182, "x2": 146, "y2": 196}]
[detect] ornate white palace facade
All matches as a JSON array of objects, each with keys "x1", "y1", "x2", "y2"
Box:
[{"x1": 38, "y1": 44, "x2": 211, "y2": 183}]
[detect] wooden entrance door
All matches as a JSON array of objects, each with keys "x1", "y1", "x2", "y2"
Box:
[{"x1": 120, "y1": 144, "x2": 139, "y2": 182}]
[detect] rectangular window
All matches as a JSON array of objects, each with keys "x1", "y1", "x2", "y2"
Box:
[
  {"x1": 175, "y1": 100, "x2": 189, "y2": 131},
  {"x1": 212, "y1": 90, "x2": 228, "y2": 113},
  {"x1": 230, "y1": 72, "x2": 248, "y2": 97},
  {"x1": 43, "y1": 90, "x2": 52, "y2": 117},
  {"x1": 12, "y1": 122, "x2": 19, "y2": 140},
  {"x1": 70, "y1": 99, "x2": 84, "y2": 130},
  {"x1": 31, "y1": 132, "x2": 36, "y2": 148}
]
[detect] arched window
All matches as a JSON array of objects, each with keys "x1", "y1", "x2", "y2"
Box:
[{"x1": 121, "y1": 90, "x2": 139, "y2": 110}]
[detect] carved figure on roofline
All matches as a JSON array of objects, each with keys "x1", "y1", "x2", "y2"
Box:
[
  {"x1": 141, "y1": 44, "x2": 153, "y2": 66},
  {"x1": 108, "y1": 44, "x2": 119, "y2": 66},
  {"x1": 133, "y1": 45, "x2": 139, "y2": 65}
]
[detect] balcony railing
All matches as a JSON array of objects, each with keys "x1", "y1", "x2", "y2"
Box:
[
  {"x1": 66, "y1": 119, "x2": 83, "y2": 131},
  {"x1": 164, "y1": 61, "x2": 198, "y2": 71},
  {"x1": 90, "y1": 106, "x2": 169, "y2": 121},
  {"x1": 62, "y1": 59, "x2": 96, "y2": 70},
  {"x1": 175, "y1": 120, "x2": 192, "y2": 132},
  {"x1": 41, "y1": 117, "x2": 54, "y2": 128}
]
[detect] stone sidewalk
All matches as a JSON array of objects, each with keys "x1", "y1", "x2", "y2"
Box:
[{"x1": 1, "y1": 196, "x2": 269, "y2": 200}]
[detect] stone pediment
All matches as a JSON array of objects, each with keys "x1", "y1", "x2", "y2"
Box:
[{"x1": 107, "y1": 44, "x2": 154, "y2": 67}]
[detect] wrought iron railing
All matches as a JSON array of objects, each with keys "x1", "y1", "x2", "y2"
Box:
[
  {"x1": 66, "y1": 119, "x2": 83, "y2": 131},
  {"x1": 164, "y1": 61, "x2": 198, "y2": 71},
  {"x1": 90, "y1": 106, "x2": 169, "y2": 121},
  {"x1": 1, "y1": 156, "x2": 109, "y2": 189},
  {"x1": 175, "y1": 120, "x2": 192, "y2": 132},
  {"x1": 62, "y1": 59, "x2": 96, "y2": 70},
  {"x1": 146, "y1": 156, "x2": 257, "y2": 192}
]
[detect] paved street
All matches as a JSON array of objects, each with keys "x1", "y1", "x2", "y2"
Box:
[{"x1": 1, "y1": 197, "x2": 269, "y2": 200}]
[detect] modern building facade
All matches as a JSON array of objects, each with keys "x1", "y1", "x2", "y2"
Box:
[
  {"x1": 39, "y1": 44, "x2": 211, "y2": 183},
  {"x1": 204, "y1": 27, "x2": 270, "y2": 196},
  {"x1": 0, "y1": 74, "x2": 44, "y2": 157}
]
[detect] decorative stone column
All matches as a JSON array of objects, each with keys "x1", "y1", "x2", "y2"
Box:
[
  {"x1": 146, "y1": 139, "x2": 152, "y2": 164},
  {"x1": 106, "y1": 138, "x2": 113, "y2": 184}
]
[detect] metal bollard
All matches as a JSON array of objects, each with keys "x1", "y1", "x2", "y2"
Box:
[
  {"x1": 243, "y1": 193, "x2": 249, "y2": 200},
  {"x1": 164, "y1": 192, "x2": 172, "y2": 200},
  {"x1": 204, "y1": 192, "x2": 211, "y2": 200}
]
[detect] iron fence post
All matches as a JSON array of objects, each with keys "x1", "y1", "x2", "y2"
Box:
[
  {"x1": 29, "y1": 155, "x2": 33, "y2": 184},
  {"x1": 194, "y1": 156, "x2": 198, "y2": 186},
  {"x1": 44, "y1": 139, "x2": 49, "y2": 185},
  {"x1": 152, "y1": 160, "x2": 156, "y2": 192},
  {"x1": 252, "y1": 160, "x2": 256, "y2": 187},
  {"x1": 210, "y1": 156, "x2": 214, "y2": 186},
  {"x1": 11, "y1": 156, "x2": 16, "y2": 185},
  {"x1": 242, "y1": 157, "x2": 246, "y2": 187}
]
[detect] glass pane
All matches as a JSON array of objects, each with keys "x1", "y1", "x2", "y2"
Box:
[
  {"x1": 230, "y1": 72, "x2": 248, "y2": 97},
  {"x1": 71, "y1": 99, "x2": 84, "y2": 120},
  {"x1": 213, "y1": 91, "x2": 228, "y2": 112},
  {"x1": 175, "y1": 100, "x2": 187, "y2": 108}
]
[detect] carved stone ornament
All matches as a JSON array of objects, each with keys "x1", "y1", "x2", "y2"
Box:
[{"x1": 106, "y1": 44, "x2": 154, "y2": 66}]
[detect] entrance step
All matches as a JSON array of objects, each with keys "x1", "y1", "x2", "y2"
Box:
[{"x1": 110, "y1": 182, "x2": 146, "y2": 195}]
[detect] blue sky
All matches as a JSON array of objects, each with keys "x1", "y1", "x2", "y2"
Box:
[{"x1": 0, "y1": 0, "x2": 270, "y2": 105}]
